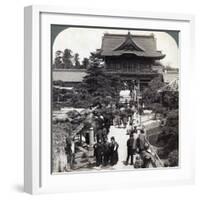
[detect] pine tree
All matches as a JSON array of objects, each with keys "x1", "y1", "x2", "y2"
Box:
[
  {"x1": 74, "y1": 53, "x2": 81, "y2": 68},
  {"x1": 54, "y1": 50, "x2": 64, "y2": 69},
  {"x1": 78, "y1": 58, "x2": 121, "y2": 102},
  {"x1": 82, "y1": 57, "x2": 89, "y2": 69},
  {"x1": 62, "y1": 49, "x2": 73, "y2": 68}
]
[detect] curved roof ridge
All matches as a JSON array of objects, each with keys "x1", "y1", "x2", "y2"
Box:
[{"x1": 113, "y1": 32, "x2": 145, "y2": 52}]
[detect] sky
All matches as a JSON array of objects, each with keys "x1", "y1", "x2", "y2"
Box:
[{"x1": 52, "y1": 27, "x2": 179, "y2": 68}]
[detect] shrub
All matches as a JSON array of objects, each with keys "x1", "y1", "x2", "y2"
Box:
[{"x1": 168, "y1": 150, "x2": 178, "y2": 167}]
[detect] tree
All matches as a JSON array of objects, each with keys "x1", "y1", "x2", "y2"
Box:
[
  {"x1": 81, "y1": 59, "x2": 111, "y2": 96},
  {"x1": 74, "y1": 53, "x2": 81, "y2": 68},
  {"x1": 54, "y1": 50, "x2": 64, "y2": 69},
  {"x1": 157, "y1": 109, "x2": 179, "y2": 157},
  {"x1": 76, "y1": 58, "x2": 121, "y2": 105},
  {"x1": 62, "y1": 49, "x2": 73, "y2": 68},
  {"x1": 149, "y1": 102, "x2": 166, "y2": 119},
  {"x1": 142, "y1": 76, "x2": 165, "y2": 105},
  {"x1": 82, "y1": 57, "x2": 89, "y2": 69},
  {"x1": 163, "y1": 91, "x2": 179, "y2": 110},
  {"x1": 168, "y1": 150, "x2": 178, "y2": 167},
  {"x1": 109, "y1": 74, "x2": 122, "y2": 99}
]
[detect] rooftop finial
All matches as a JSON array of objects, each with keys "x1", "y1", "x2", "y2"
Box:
[{"x1": 127, "y1": 31, "x2": 132, "y2": 39}]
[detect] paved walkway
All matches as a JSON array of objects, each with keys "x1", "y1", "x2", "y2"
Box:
[
  {"x1": 108, "y1": 126, "x2": 133, "y2": 170},
  {"x1": 79, "y1": 125, "x2": 134, "y2": 172},
  {"x1": 77, "y1": 115, "x2": 162, "y2": 172}
]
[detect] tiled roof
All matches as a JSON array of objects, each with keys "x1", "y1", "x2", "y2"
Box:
[
  {"x1": 53, "y1": 70, "x2": 86, "y2": 82},
  {"x1": 163, "y1": 72, "x2": 179, "y2": 83},
  {"x1": 100, "y1": 33, "x2": 165, "y2": 59},
  {"x1": 158, "y1": 78, "x2": 179, "y2": 92}
]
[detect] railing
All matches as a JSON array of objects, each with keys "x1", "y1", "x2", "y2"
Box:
[{"x1": 146, "y1": 139, "x2": 164, "y2": 167}]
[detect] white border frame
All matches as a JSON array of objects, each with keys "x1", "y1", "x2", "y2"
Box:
[{"x1": 24, "y1": 5, "x2": 195, "y2": 194}]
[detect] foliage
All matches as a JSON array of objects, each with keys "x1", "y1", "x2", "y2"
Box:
[
  {"x1": 162, "y1": 91, "x2": 179, "y2": 110},
  {"x1": 62, "y1": 49, "x2": 73, "y2": 68},
  {"x1": 149, "y1": 103, "x2": 167, "y2": 119},
  {"x1": 82, "y1": 57, "x2": 89, "y2": 69},
  {"x1": 53, "y1": 50, "x2": 64, "y2": 69},
  {"x1": 142, "y1": 76, "x2": 165, "y2": 105},
  {"x1": 53, "y1": 57, "x2": 122, "y2": 108},
  {"x1": 74, "y1": 53, "x2": 81, "y2": 68},
  {"x1": 167, "y1": 150, "x2": 178, "y2": 167},
  {"x1": 76, "y1": 58, "x2": 122, "y2": 103},
  {"x1": 157, "y1": 109, "x2": 179, "y2": 158},
  {"x1": 142, "y1": 76, "x2": 178, "y2": 111},
  {"x1": 53, "y1": 49, "x2": 91, "y2": 69}
]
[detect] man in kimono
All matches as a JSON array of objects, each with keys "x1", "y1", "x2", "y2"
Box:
[
  {"x1": 93, "y1": 139, "x2": 104, "y2": 167},
  {"x1": 109, "y1": 137, "x2": 119, "y2": 166}
]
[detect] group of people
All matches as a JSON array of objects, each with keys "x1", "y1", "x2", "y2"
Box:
[
  {"x1": 91, "y1": 101, "x2": 154, "y2": 169},
  {"x1": 126, "y1": 125, "x2": 156, "y2": 168},
  {"x1": 93, "y1": 136, "x2": 119, "y2": 167},
  {"x1": 64, "y1": 100, "x2": 156, "y2": 170},
  {"x1": 113, "y1": 103, "x2": 142, "y2": 129}
]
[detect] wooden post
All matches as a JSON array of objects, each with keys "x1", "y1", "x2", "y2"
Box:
[
  {"x1": 88, "y1": 127, "x2": 94, "y2": 156},
  {"x1": 89, "y1": 127, "x2": 94, "y2": 146}
]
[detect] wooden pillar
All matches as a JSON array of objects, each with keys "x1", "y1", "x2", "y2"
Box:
[
  {"x1": 89, "y1": 127, "x2": 94, "y2": 146},
  {"x1": 88, "y1": 127, "x2": 94, "y2": 156}
]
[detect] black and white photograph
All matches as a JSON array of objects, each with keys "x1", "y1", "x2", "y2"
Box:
[{"x1": 51, "y1": 26, "x2": 179, "y2": 173}]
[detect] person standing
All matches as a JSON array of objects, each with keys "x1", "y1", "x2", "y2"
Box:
[
  {"x1": 132, "y1": 128, "x2": 140, "y2": 164},
  {"x1": 95, "y1": 113, "x2": 104, "y2": 143},
  {"x1": 137, "y1": 129, "x2": 155, "y2": 168},
  {"x1": 140, "y1": 143, "x2": 155, "y2": 168},
  {"x1": 138, "y1": 129, "x2": 147, "y2": 152},
  {"x1": 120, "y1": 107, "x2": 128, "y2": 128},
  {"x1": 125, "y1": 133, "x2": 134, "y2": 165},
  {"x1": 103, "y1": 113, "x2": 111, "y2": 135},
  {"x1": 102, "y1": 137, "x2": 110, "y2": 166},
  {"x1": 109, "y1": 137, "x2": 119, "y2": 166},
  {"x1": 93, "y1": 139, "x2": 104, "y2": 167}
]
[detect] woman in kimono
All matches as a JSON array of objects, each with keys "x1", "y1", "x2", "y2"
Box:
[{"x1": 109, "y1": 137, "x2": 119, "y2": 166}]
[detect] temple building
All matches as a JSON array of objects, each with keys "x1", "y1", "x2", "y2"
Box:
[{"x1": 98, "y1": 32, "x2": 166, "y2": 90}]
